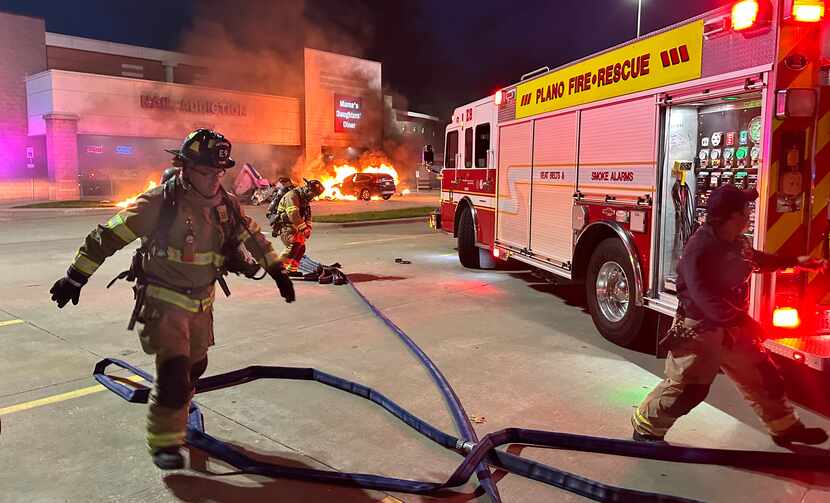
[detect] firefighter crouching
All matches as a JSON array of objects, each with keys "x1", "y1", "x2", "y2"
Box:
[
  {"x1": 270, "y1": 179, "x2": 325, "y2": 273},
  {"x1": 49, "y1": 129, "x2": 295, "y2": 470},
  {"x1": 632, "y1": 184, "x2": 828, "y2": 446}
]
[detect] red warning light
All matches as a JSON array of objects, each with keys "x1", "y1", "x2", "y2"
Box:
[
  {"x1": 793, "y1": 0, "x2": 825, "y2": 22},
  {"x1": 494, "y1": 90, "x2": 504, "y2": 106},
  {"x1": 732, "y1": 0, "x2": 760, "y2": 31},
  {"x1": 773, "y1": 307, "x2": 801, "y2": 328}
]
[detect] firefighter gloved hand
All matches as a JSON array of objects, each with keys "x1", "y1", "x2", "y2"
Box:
[
  {"x1": 269, "y1": 265, "x2": 296, "y2": 303},
  {"x1": 796, "y1": 256, "x2": 829, "y2": 272},
  {"x1": 303, "y1": 224, "x2": 312, "y2": 239},
  {"x1": 50, "y1": 267, "x2": 88, "y2": 308}
]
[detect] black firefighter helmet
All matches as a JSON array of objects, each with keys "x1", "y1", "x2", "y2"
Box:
[
  {"x1": 302, "y1": 178, "x2": 325, "y2": 199},
  {"x1": 165, "y1": 129, "x2": 235, "y2": 170},
  {"x1": 160, "y1": 167, "x2": 181, "y2": 184}
]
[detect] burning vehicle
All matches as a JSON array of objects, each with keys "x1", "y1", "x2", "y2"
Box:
[{"x1": 337, "y1": 171, "x2": 396, "y2": 200}]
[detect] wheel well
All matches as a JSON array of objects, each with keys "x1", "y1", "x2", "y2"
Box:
[
  {"x1": 571, "y1": 225, "x2": 618, "y2": 281},
  {"x1": 573, "y1": 221, "x2": 645, "y2": 307},
  {"x1": 453, "y1": 198, "x2": 476, "y2": 238}
]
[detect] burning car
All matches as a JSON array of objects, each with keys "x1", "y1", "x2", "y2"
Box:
[
  {"x1": 319, "y1": 163, "x2": 403, "y2": 201},
  {"x1": 337, "y1": 172, "x2": 396, "y2": 200}
]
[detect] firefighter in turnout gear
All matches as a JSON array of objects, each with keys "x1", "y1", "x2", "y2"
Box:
[
  {"x1": 49, "y1": 129, "x2": 295, "y2": 470},
  {"x1": 632, "y1": 184, "x2": 828, "y2": 446},
  {"x1": 272, "y1": 179, "x2": 325, "y2": 273}
]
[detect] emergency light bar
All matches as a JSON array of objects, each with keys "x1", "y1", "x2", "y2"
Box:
[{"x1": 495, "y1": 90, "x2": 503, "y2": 106}]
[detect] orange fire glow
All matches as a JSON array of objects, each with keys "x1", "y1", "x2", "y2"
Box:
[
  {"x1": 319, "y1": 163, "x2": 405, "y2": 200},
  {"x1": 115, "y1": 181, "x2": 158, "y2": 209}
]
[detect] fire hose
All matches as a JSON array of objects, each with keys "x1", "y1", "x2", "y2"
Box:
[{"x1": 93, "y1": 256, "x2": 830, "y2": 503}]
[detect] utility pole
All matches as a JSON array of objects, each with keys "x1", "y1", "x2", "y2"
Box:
[{"x1": 637, "y1": 0, "x2": 643, "y2": 38}]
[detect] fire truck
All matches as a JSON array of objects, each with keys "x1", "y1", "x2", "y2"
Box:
[{"x1": 429, "y1": 0, "x2": 830, "y2": 370}]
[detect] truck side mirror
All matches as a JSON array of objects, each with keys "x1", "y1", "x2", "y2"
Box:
[{"x1": 422, "y1": 145, "x2": 434, "y2": 165}]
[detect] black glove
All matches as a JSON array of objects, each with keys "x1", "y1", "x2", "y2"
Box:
[
  {"x1": 269, "y1": 265, "x2": 295, "y2": 303},
  {"x1": 50, "y1": 267, "x2": 88, "y2": 308}
]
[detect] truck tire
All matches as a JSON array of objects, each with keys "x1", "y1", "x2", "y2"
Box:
[
  {"x1": 382, "y1": 194, "x2": 392, "y2": 200},
  {"x1": 457, "y1": 208, "x2": 481, "y2": 268},
  {"x1": 585, "y1": 238, "x2": 645, "y2": 347}
]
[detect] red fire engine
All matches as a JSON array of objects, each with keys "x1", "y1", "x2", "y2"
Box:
[{"x1": 429, "y1": 0, "x2": 830, "y2": 370}]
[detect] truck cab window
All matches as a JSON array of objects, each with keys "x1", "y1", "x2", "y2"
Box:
[
  {"x1": 464, "y1": 128, "x2": 474, "y2": 168},
  {"x1": 475, "y1": 123, "x2": 490, "y2": 168},
  {"x1": 445, "y1": 130, "x2": 458, "y2": 169}
]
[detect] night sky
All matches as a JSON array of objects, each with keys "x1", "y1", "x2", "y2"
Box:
[{"x1": 0, "y1": 0, "x2": 727, "y2": 116}]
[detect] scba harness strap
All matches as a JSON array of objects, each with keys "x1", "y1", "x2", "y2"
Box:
[{"x1": 107, "y1": 172, "x2": 264, "y2": 327}]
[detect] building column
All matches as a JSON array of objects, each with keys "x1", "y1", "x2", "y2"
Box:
[
  {"x1": 44, "y1": 113, "x2": 80, "y2": 200},
  {"x1": 163, "y1": 62, "x2": 177, "y2": 83}
]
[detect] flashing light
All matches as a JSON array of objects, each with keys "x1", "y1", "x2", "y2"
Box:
[
  {"x1": 793, "y1": 0, "x2": 825, "y2": 22},
  {"x1": 494, "y1": 90, "x2": 504, "y2": 106},
  {"x1": 793, "y1": 352, "x2": 805, "y2": 363},
  {"x1": 732, "y1": 0, "x2": 760, "y2": 30},
  {"x1": 493, "y1": 247, "x2": 501, "y2": 259},
  {"x1": 773, "y1": 307, "x2": 801, "y2": 328}
]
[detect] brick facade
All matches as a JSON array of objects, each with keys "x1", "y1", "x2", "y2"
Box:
[{"x1": 0, "y1": 12, "x2": 46, "y2": 187}]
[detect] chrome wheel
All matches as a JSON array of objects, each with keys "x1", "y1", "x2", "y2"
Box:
[{"x1": 595, "y1": 261, "x2": 629, "y2": 323}]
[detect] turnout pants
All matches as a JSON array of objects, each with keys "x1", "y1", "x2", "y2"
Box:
[
  {"x1": 278, "y1": 228, "x2": 306, "y2": 273},
  {"x1": 633, "y1": 316, "x2": 799, "y2": 438},
  {"x1": 138, "y1": 296, "x2": 214, "y2": 452}
]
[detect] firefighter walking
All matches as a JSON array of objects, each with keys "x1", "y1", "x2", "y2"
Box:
[
  {"x1": 632, "y1": 184, "x2": 828, "y2": 446},
  {"x1": 271, "y1": 179, "x2": 325, "y2": 273},
  {"x1": 49, "y1": 129, "x2": 295, "y2": 470}
]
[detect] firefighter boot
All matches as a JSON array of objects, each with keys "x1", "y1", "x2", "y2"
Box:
[
  {"x1": 772, "y1": 423, "x2": 828, "y2": 446},
  {"x1": 152, "y1": 446, "x2": 185, "y2": 470},
  {"x1": 632, "y1": 430, "x2": 668, "y2": 445}
]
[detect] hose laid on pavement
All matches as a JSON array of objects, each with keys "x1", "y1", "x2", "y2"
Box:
[
  {"x1": 93, "y1": 255, "x2": 830, "y2": 503},
  {"x1": 94, "y1": 358, "x2": 705, "y2": 503}
]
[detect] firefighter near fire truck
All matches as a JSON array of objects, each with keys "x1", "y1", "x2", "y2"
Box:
[
  {"x1": 632, "y1": 184, "x2": 829, "y2": 446},
  {"x1": 269, "y1": 179, "x2": 325, "y2": 274},
  {"x1": 48, "y1": 128, "x2": 295, "y2": 470}
]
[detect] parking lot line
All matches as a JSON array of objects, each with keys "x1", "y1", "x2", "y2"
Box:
[
  {"x1": 0, "y1": 319, "x2": 25, "y2": 328},
  {"x1": 343, "y1": 234, "x2": 434, "y2": 246},
  {"x1": 0, "y1": 375, "x2": 145, "y2": 416}
]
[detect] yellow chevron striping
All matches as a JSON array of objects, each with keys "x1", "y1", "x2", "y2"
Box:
[{"x1": 766, "y1": 211, "x2": 803, "y2": 253}]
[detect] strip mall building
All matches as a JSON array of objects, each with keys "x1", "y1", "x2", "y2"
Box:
[{"x1": 0, "y1": 10, "x2": 438, "y2": 203}]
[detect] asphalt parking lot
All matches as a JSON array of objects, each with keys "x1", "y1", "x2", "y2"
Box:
[{"x1": 1, "y1": 209, "x2": 830, "y2": 503}]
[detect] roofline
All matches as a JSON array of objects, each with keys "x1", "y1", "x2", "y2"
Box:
[
  {"x1": 303, "y1": 47, "x2": 382, "y2": 67},
  {"x1": 396, "y1": 110, "x2": 441, "y2": 121},
  {"x1": 0, "y1": 9, "x2": 45, "y2": 24},
  {"x1": 45, "y1": 32, "x2": 205, "y2": 66},
  {"x1": 27, "y1": 68, "x2": 301, "y2": 102}
]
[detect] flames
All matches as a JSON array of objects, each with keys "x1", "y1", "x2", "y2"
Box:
[
  {"x1": 319, "y1": 163, "x2": 404, "y2": 200},
  {"x1": 115, "y1": 180, "x2": 158, "y2": 209}
]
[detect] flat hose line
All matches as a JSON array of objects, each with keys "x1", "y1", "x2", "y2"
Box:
[{"x1": 92, "y1": 256, "x2": 830, "y2": 503}]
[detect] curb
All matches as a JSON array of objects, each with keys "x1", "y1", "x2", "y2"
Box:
[
  {"x1": 0, "y1": 207, "x2": 117, "y2": 217},
  {"x1": 337, "y1": 216, "x2": 429, "y2": 228}
]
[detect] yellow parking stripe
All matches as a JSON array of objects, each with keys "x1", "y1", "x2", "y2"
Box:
[
  {"x1": 0, "y1": 375, "x2": 145, "y2": 416},
  {"x1": 0, "y1": 319, "x2": 24, "y2": 328}
]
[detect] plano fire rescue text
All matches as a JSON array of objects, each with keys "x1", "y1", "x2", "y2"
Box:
[{"x1": 534, "y1": 53, "x2": 651, "y2": 105}]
